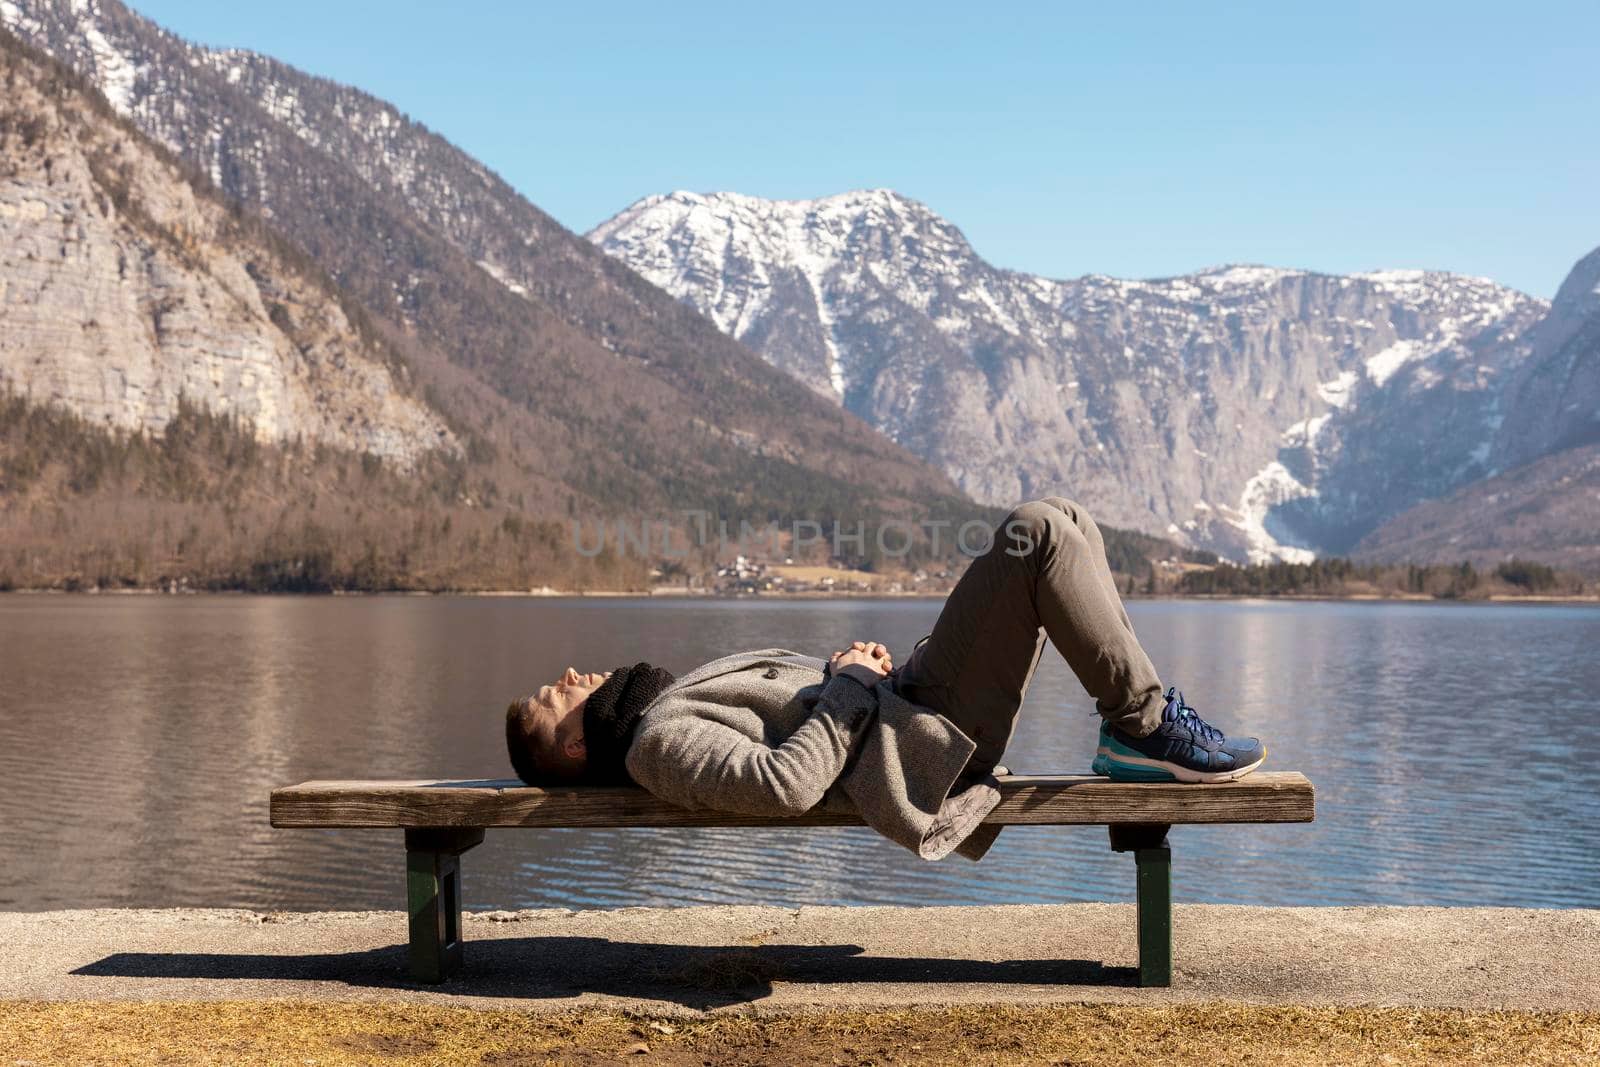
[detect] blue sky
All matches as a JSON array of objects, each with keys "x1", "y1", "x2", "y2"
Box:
[{"x1": 135, "y1": 0, "x2": 1597, "y2": 297}]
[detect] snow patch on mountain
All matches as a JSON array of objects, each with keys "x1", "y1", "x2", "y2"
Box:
[
  {"x1": 1232, "y1": 462, "x2": 1318, "y2": 565},
  {"x1": 79, "y1": 16, "x2": 138, "y2": 111},
  {"x1": 0, "y1": 0, "x2": 40, "y2": 39},
  {"x1": 1281, "y1": 414, "x2": 1331, "y2": 447},
  {"x1": 1319, "y1": 371, "x2": 1358, "y2": 408},
  {"x1": 1193, "y1": 265, "x2": 1302, "y2": 290},
  {"x1": 1355, "y1": 268, "x2": 1429, "y2": 289},
  {"x1": 4, "y1": 0, "x2": 145, "y2": 115},
  {"x1": 1365, "y1": 339, "x2": 1423, "y2": 386},
  {"x1": 476, "y1": 259, "x2": 527, "y2": 298}
]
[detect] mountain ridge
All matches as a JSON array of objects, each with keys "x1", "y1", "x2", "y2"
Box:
[{"x1": 591, "y1": 188, "x2": 1552, "y2": 562}]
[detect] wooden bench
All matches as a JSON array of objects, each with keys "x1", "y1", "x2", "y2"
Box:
[{"x1": 270, "y1": 772, "x2": 1314, "y2": 988}]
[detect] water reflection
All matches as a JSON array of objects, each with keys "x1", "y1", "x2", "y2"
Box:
[{"x1": 1, "y1": 596, "x2": 1597, "y2": 912}]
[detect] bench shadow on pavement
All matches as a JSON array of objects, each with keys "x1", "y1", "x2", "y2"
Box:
[{"x1": 73, "y1": 937, "x2": 1135, "y2": 1009}]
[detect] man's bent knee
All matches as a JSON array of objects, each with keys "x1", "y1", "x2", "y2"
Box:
[
  {"x1": 1040, "y1": 495, "x2": 1098, "y2": 528},
  {"x1": 1001, "y1": 499, "x2": 1089, "y2": 558},
  {"x1": 1041, "y1": 496, "x2": 1104, "y2": 545}
]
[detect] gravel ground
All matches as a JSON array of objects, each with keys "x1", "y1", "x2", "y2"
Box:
[
  {"x1": 6, "y1": 1001, "x2": 1599, "y2": 1066},
  {"x1": 2, "y1": 904, "x2": 1597, "y2": 1014}
]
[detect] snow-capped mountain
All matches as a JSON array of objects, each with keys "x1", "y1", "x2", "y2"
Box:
[{"x1": 591, "y1": 189, "x2": 1549, "y2": 561}]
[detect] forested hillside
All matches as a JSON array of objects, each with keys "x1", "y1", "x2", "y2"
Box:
[{"x1": 0, "y1": 394, "x2": 641, "y2": 591}]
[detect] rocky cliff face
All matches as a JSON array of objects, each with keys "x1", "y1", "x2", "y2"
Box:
[
  {"x1": 0, "y1": 30, "x2": 451, "y2": 465},
  {"x1": 591, "y1": 190, "x2": 1550, "y2": 561},
  {"x1": 1492, "y1": 246, "x2": 1600, "y2": 466},
  {"x1": 1, "y1": 0, "x2": 971, "y2": 526}
]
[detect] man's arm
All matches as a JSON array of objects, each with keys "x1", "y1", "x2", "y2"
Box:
[{"x1": 626, "y1": 666, "x2": 881, "y2": 817}]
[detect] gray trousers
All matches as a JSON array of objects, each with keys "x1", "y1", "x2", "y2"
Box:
[{"x1": 894, "y1": 497, "x2": 1164, "y2": 778}]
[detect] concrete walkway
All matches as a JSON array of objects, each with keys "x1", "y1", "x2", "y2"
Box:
[{"x1": 3, "y1": 905, "x2": 1597, "y2": 1015}]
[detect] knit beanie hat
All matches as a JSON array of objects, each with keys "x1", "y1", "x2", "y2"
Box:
[{"x1": 580, "y1": 661, "x2": 676, "y2": 785}]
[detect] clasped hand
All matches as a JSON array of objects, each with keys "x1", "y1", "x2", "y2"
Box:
[{"x1": 827, "y1": 640, "x2": 893, "y2": 679}]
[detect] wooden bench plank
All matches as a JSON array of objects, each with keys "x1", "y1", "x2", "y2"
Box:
[{"x1": 270, "y1": 771, "x2": 1313, "y2": 829}]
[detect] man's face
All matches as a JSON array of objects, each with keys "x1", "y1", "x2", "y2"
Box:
[
  {"x1": 537, "y1": 667, "x2": 609, "y2": 722},
  {"x1": 534, "y1": 668, "x2": 611, "y2": 775}
]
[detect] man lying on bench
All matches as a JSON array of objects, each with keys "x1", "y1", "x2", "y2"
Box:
[{"x1": 505, "y1": 498, "x2": 1267, "y2": 861}]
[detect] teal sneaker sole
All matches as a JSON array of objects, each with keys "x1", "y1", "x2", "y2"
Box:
[
  {"x1": 1093, "y1": 752, "x2": 1180, "y2": 781},
  {"x1": 1094, "y1": 729, "x2": 1266, "y2": 784}
]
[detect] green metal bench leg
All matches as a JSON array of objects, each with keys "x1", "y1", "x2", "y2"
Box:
[
  {"x1": 1134, "y1": 843, "x2": 1172, "y2": 987},
  {"x1": 405, "y1": 828, "x2": 484, "y2": 983},
  {"x1": 1110, "y1": 824, "x2": 1172, "y2": 987}
]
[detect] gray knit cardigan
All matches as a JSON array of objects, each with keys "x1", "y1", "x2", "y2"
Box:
[{"x1": 624, "y1": 648, "x2": 1003, "y2": 861}]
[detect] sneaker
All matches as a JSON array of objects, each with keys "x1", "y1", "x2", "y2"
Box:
[{"x1": 1090, "y1": 687, "x2": 1266, "y2": 783}]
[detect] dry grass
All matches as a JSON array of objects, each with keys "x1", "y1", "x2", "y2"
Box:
[{"x1": 3, "y1": 1000, "x2": 1597, "y2": 1066}]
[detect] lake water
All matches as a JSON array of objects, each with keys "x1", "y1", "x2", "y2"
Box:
[{"x1": 2, "y1": 596, "x2": 1597, "y2": 913}]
